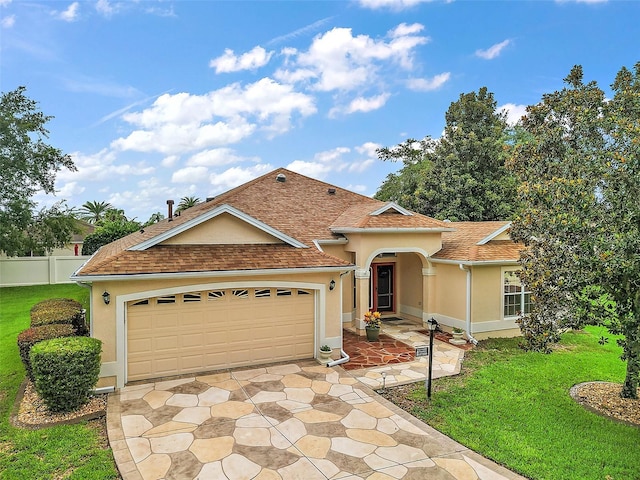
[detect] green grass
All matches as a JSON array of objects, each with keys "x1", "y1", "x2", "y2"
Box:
[
  {"x1": 0, "y1": 284, "x2": 119, "y2": 480},
  {"x1": 399, "y1": 327, "x2": 640, "y2": 480}
]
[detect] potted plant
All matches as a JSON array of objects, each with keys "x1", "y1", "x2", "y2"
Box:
[
  {"x1": 450, "y1": 327, "x2": 466, "y2": 344},
  {"x1": 319, "y1": 345, "x2": 332, "y2": 363},
  {"x1": 364, "y1": 311, "x2": 381, "y2": 341}
]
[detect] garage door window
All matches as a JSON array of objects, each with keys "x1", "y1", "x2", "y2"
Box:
[
  {"x1": 255, "y1": 288, "x2": 271, "y2": 298},
  {"x1": 208, "y1": 290, "x2": 225, "y2": 300},
  {"x1": 233, "y1": 289, "x2": 249, "y2": 298},
  {"x1": 277, "y1": 289, "x2": 292, "y2": 296},
  {"x1": 157, "y1": 295, "x2": 176, "y2": 304},
  {"x1": 131, "y1": 299, "x2": 149, "y2": 306},
  {"x1": 183, "y1": 293, "x2": 201, "y2": 302}
]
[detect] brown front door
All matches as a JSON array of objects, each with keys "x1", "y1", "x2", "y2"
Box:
[{"x1": 373, "y1": 263, "x2": 395, "y2": 313}]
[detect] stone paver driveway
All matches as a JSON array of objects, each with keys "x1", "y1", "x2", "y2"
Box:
[{"x1": 107, "y1": 361, "x2": 525, "y2": 480}]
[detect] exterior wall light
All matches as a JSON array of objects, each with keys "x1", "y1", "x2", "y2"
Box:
[
  {"x1": 329, "y1": 279, "x2": 336, "y2": 291},
  {"x1": 102, "y1": 291, "x2": 111, "y2": 305}
]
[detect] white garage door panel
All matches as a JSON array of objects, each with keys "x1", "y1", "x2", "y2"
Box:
[{"x1": 127, "y1": 287, "x2": 315, "y2": 381}]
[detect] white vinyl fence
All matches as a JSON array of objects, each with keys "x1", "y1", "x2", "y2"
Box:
[{"x1": 0, "y1": 256, "x2": 89, "y2": 287}]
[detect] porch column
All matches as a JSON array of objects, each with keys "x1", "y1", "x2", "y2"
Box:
[
  {"x1": 422, "y1": 265, "x2": 437, "y2": 326},
  {"x1": 354, "y1": 268, "x2": 371, "y2": 334}
]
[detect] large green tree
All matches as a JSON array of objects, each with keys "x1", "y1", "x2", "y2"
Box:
[
  {"x1": 508, "y1": 63, "x2": 640, "y2": 399},
  {"x1": 0, "y1": 86, "x2": 77, "y2": 256},
  {"x1": 376, "y1": 88, "x2": 517, "y2": 221}
]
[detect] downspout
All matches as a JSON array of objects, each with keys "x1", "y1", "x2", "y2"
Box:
[
  {"x1": 327, "y1": 270, "x2": 351, "y2": 367},
  {"x1": 459, "y1": 264, "x2": 479, "y2": 345}
]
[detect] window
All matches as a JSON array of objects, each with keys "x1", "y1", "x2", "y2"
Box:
[
  {"x1": 503, "y1": 270, "x2": 531, "y2": 318},
  {"x1": 157, "y1": 295, "x2": 176, "y2": 304},
  {"x1": 183, "y1": 293, "x2": 201, "y2": 302},
  {"x1": 208, "y1": 290, "x2": 225, "y2": 300},
  {"x1": 297, "y1": 289, "x2": 311, "y2": 295},
  {"x1": 233, "y1": 289, "x2": 249, "y2": 298},
  {"x1": 276, "y1": 289, "x2": 292, "y2": 296},
  {"x1": 255, "y1": 289, "x2": 271, "y2": 298},
  {"x1": 130, "y1": 299, "x2": 149, "y2": 306}
]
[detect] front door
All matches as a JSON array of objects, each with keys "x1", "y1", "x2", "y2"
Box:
[{"x1": 374, "y1": 263, "x2": 395, "y2": 312}]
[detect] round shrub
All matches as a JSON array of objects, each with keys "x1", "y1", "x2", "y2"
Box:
[
  {"x1": 30, "y1": 337, "x2": 102, "y2": 413},
  {"x1": 30, "y1": 298, "x2": 87, "y2": 335},
  {"x1": 17, "y1": 324, "x2": 77, "y2": 381}
]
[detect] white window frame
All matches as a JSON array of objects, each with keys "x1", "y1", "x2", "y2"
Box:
[{"x1": 502, "y1": 268, "x2": 531, "y2": 319}]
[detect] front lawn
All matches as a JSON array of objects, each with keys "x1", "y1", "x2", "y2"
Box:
[
  {"x1": 382, "y1": 326, "x2": 640, "y2": 480},
  {"x1": 0, "y1": 284, "x2": 119, "y2": 480}
]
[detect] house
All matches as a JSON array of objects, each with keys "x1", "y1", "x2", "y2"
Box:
[{"x1": 71, "y1": 168, "x2": 526, "y2": 388}]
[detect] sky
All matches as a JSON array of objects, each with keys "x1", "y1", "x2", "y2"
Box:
[{"x1": 1, "y1": 0, "x2": 639, "y2": 221}]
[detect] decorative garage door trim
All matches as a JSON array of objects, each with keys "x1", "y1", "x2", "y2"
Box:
[{"x1": 113, "y1": 281, "x2": 326, "y2": 387}]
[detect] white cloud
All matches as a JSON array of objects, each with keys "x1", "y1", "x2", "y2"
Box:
[
  {"x1": 346, "y1": 184, "x2": 367, "y2": 193},
  {"x1": 112, "y1": 78, "x2": 316, "y2": 154},
  {"x1": 498, "y1": 103, "x2": 528, "y2": 126},
  {"x1": 60, "y1": 148, "x2": 155, "y2": 182},
  {"x1": 357, "y1": 0, "x2": 432, "y2": 10},
  {"x1": 106, "y1": 177, "x2": 193, "y2": 219},
  {"x1": 208, "y1": 164, "x2": 273, "y2": 193},
  {"x1": 475, "y1": 39, "x2": 511, "y2": 60},
  {"x1": 331, "y1": 93, "x2": 390, "y2": 117},
  {"x1": 95, "y1": 0, "x2": 117, "y2": 17},
  {"x1": 287, "y1": 147, "x2": 351, "y2": 179},
  {"x1": 210, "y1": 46, "x2": 274, "y2": 73},
  {"x1": 355, "y1": 142, "x2": 382, "y2": 157},
  {"x1": 187, "y1": 148, "x2": 259, "y2": 167},
  {"x1": 274, "y1": 24, "x2": 428, "y2": 92},
  {"x1": 348, "y1": 158, "x2": 375, "y2": 173},
  {"x1": 267, "y1": 17, "x2": 335, "y2": 46},
  {"x1": 56, "y1": 2, "x2": 80, "y2": 22},
  {"x1": 0, "y1": 0, "x2": 12, "y2": 6},
  {"x1": 56, "y1": 181, "x2": 85, "y2": 198},
  {"x1": 171, "y1": 166, "x2": 210, "y2": 184},
  {"x1": 161, "y1": 155, "x2": 180, "y2": 167},
  {"x1": 1, "y1": 14, "x2": 14, "y2": 28},
  {"x1": 407, "y1": 72, "x2": 451, "y2": 91}
]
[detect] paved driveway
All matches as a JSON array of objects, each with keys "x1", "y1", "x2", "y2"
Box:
[{"x1": 107, "y1": 361, "x2": 525, "y2": 480}]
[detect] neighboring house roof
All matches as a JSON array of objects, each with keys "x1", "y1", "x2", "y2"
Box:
[
  {"x1": 431, "y1": 221, "x2": 523, "y2": 263},
  {"x1": 71, "y1": 220, "x2": 95, "y2": 243}
]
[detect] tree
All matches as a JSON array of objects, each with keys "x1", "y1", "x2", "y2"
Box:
[
  {"x1": 176, "y1": 196, "x2": 200, "y2": 213},
  {"x1": 81, "y1": 216, "x2": 141, "y2": 255},
  {"x1": 0, "y1": 86, "x2": 76, "y2": 256},
  {"x1": 508, "y1": 63, "x2": 640, "y2": 399},
  {"x1": 375, "y1": 88, "x2": 518, "y2": 221},
  {"x1": 79, "y1": 200, "x2": 112, "y2": 224},
  {"x1": 145, "y1": 212, "x2": 165, "y2": 225}
]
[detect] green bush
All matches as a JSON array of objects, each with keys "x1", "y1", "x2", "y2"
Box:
[
  {"x1": 30, "y1": 337, "x2": 102, "y2": 413},
  {"x1": 17, "y1": 324, "x2": 77, "y2": 381},
  {"x1": 30, "y1": 298, "x2": 87, "y2": 335}
]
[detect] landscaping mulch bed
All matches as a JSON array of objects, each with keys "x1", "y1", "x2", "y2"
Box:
[
  {"x1": 11, "y1": 379, "x2": 107, "y2": 430},
  {"x1": 570, "y1": 381, "x2": 640, "y2": 427}
]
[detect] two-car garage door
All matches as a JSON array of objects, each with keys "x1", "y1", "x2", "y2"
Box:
[{"x1": 127, "y1": 287, "x2": 315, "y2": 382}]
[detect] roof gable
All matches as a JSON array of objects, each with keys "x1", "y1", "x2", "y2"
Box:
[
  {"x1": 369, "y1": 202, "x2": 413, "y2": 216},
  {"x1": 476, "y1": 222, "x2": 512, "y2": 245},
  {"x1": 129, "y1": 204, "x2": 307, "y2": 251}
]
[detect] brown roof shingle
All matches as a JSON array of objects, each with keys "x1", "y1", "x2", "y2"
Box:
[{"x1": 432, "y1": 221, "x2": 522, "y2": 262}]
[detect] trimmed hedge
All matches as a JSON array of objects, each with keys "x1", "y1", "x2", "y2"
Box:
[
  {"x1": 30, "y1": 337, "x2": 102, "y2": 413},
  {"x1": 30, "y1": 298, "x2": 87, "y2": 335},
  {"x1": 17, "y1": 324, "x2": 77, "y2": 381}
]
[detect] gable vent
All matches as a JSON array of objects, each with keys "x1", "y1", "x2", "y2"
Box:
[
  {"x1": 276, "y1": 173, "x2": 286, "y2": 182},
  {"x1": 327, "y1": 188, "x2": 336, "y2": 195}
]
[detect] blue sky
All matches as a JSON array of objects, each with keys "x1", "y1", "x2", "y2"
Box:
[{"x1": 1, "y1": 0, "x2": 638, "y2": 221}]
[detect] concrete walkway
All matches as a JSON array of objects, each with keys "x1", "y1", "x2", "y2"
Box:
[{"x1": 107, "y1": 360, "x2": 526, "y2": 480}]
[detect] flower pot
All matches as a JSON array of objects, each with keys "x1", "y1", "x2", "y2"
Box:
[
  {"x1": 365, "y1": 326, "x2": 380, "y2": 342},
  {"x1": 319, "y1": 350, "x2": 332, "y2": 361},
  {"x1": 450, "y1": 330, "x2": 467, "y2": 345}
]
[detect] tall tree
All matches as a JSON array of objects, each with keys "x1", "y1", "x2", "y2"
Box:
[
  {"x1": 508, "y1": 63, "x2": 640, "y2": 399},
  {"x1": 176, "y1": 196, "x2": 200, "y2": 213},
  {"x1": 0, "y1": 86, "x2": 77, "y2": 256},
  {"x1": 376, "y1": 88, "x2": 517, "y2": 221},
  {"x1": 79, "y1": 200, "x2": 112, "y2": 224}
]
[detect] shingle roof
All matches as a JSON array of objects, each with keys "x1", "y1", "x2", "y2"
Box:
[
  {"x1": 330, "y1": 204, "x2": 450, "y2": 231},
  {"x1": 76, "y1": 168, "x2": 444, "y2": 277},
  {"x1": 431, "y1": 221, "x2": 522, "y2": 262}
]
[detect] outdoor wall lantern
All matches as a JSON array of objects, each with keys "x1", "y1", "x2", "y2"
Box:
[
  {"x1": 102, "y1": 291, "x2": 111, "y2": 305},
  {"x1": 426, "y1": 317, "x2": 439, "y2": 399},
  {"x1": 329, "y1": 279, "x2": 336, "y2": 291}
]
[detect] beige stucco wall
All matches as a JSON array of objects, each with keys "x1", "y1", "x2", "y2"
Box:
[
  {"x1": 432, "y1": 263, "x2": 466, "y2": 321},
  {"x1": 396, "y1": 253, "x2": 423, "y2": 317},
  {"x1": 90, "y1": 270, "x2": 341, "y2": 367},
  {"x1": 471, "y1": 266, "x2": 502, "y2": 323},
  {"x1": 161, "y1": 212, "x2": 283, "y2": 245}
]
